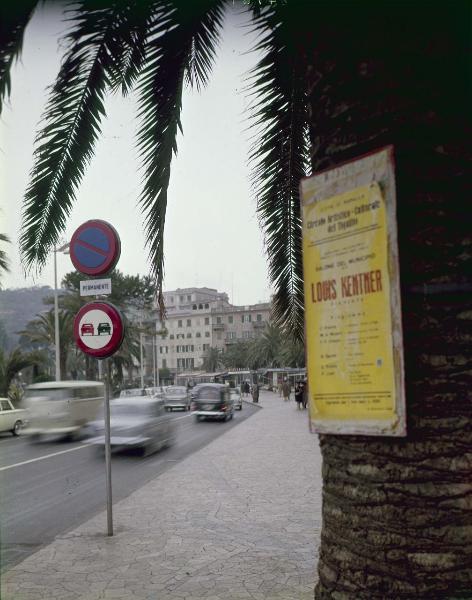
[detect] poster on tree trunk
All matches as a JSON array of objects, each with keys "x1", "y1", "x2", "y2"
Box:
[{"x1": 300, "y1": 146, "x2": 406, "y2": 436}]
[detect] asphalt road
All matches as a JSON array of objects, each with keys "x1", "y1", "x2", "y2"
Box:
[{"x1": 0, "y1": 403, "x2": 259, "y2": 570}]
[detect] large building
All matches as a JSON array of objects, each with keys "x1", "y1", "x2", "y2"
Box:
[{"x1": 145, "y1": 287, "x2": 271, "y2": 374}]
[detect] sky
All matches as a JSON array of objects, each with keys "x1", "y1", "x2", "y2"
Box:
[{"x1": 0, "y1": 2, "x2": 272, "y2": 306}]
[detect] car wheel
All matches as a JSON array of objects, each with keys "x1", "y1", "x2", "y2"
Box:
[{"x1": 12, "y1": 420, "x2": 22, "y2": 436}]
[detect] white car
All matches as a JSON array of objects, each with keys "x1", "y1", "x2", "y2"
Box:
[
  {"x1": 229, "y1": 388, "x2": 243, "y2": 410},
  {"x1": 0, "y1": 398, "x2": 27, "y2": 436},
  {"x1": 163, "y1": 386, "x2": 190, "y2": 411}
]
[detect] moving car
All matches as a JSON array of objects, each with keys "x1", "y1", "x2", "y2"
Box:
[
  {"x1": 0, "y1": 398, "x2": 27, "y2": 436},
  {"x1": 89, "y1": 396, "x2": 175, "y2": 456},
  {"x1": 163, "y1": 386, "x2": 190, "y2": 411},
  {"x1": 191, "y1": 383, "x2": 234, "y2": 422},
  {"x1": 229, "y1": 387, "x2": 242, "y2": 410},
  {"x1": 23, "y1": 381, "x2": 103, "y2": 441},
  {"x1": 119, "y1": 388, "x2": 147, "y2": 397}
]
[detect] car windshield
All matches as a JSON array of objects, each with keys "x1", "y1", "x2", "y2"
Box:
[
  {"x1": 194, "y1": 387, "x2": 222, "y2": 401},
  {"x1": 165, "y1": 387, "x2": 186, "y2": 396},
  {"x1": 25, "y1": 389, "x2": 69, "y2": 401},
  {"x1": 112, "y1": 402, "x2": 153, "y2": 418}
]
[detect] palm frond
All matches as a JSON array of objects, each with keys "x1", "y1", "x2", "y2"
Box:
[
  {"x1": 136, "y1": 0, "x2": 226, "y2": 310},
  {"x1": 0, "y1": 0, "x2": 39, "y2": 115},
  {"x1": 20, "y1": 0, "x2": 151, "y2": 272},
  {"x1": 247, "y1": 4, "x2": 310, "y2": 341},
  {"x1": 0, "y1": 232, "x2": 11, "y2": 276}
]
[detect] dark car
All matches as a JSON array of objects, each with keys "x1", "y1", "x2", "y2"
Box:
[
  {"x1": 191, "y1": 384, "x2": 233, "y2": 422},
  {"x1": 97, "y1": 322, "x2": 111, "y2": 335}
]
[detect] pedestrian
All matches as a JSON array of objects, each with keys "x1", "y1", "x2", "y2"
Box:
[
  {"x1": 244, "y1": 381, "x2": 250, "y2": 397},
  {"x1": 252, "y1": 382, "x2": 259, "y2": 403},
  {"x1": 301, "y1": 380, "x2": 308, "y2": 409},
  {"x1": 277, "y1": 381, "x2": 283, "y2": 397},
  {"x1": 282, "y1": 379, "x2": 290, "y2": 401},
  {"x1": 294, "y1": 382, "x2": 303, "y2": 410}
]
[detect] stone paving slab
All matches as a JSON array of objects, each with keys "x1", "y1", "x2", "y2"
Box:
[{"x1": 1, "y1": 391, "x2": 321, "y2": 599}]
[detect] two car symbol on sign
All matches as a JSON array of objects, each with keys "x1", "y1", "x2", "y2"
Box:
[{"x1": 80, "y1": 322, "x2": 111, "y2": 336}]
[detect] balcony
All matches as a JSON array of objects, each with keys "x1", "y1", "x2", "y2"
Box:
[
  {"x1": 212, "y1": 323, "x2": 225, "y2": 330},
  {"x1": 252, "y1": 321, "x2": 265, "y2": 328},
  {"x1": 224, "y1": 337, "x2": 237, "y2": 345}
]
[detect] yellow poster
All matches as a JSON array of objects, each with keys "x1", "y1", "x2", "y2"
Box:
[{"x1": 301, "y1": 147, "x2": 405, "y2": 436}]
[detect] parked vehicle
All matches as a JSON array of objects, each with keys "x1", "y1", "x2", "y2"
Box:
[
  {"x1": 191, "y1": 383, "x2": 234, "y2": 422},
  {"x1": 229, "y1": 387, "x2": 242, "y2": 410},
  {"x1": 89, "y1": 396, "x2": 175, "y2": 456},
  {"x1": 163, "y1": 386, "x2": 190, "y2": 411},
  {"x1": 0, "y1": 398, "x2": 27, "y2": 436},
  {"x1": 23, "y1": 381, "x2": 103, "y2": 441}
]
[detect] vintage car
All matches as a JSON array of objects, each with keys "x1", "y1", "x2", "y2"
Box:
[
  {"x1": 163, "y1": 386, "x2": 190, "y2": 411},
  {"x1": 229, "y1": 387, "x2": 243, "y2": 410},
  {"x1": 80, "y1": 323, "x2": 94, "y2": 335},
  {"x1": 0, "y1": 398, "x2": 27, "y2": 436},
  {"x1": 191, "y1": 384, "x2": 234, "y2": 422},
  {"x1": 23, "y1": 381, "x2": 103, "y2": 441},
  {"x1": 97, "y1": 322, "x2": 111, "y2": 335},
  {"x1": 89, "y1": 396, "x2": 175, "y2": 456}
]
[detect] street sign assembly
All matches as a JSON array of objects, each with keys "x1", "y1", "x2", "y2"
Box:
[
  {"x1": 70, "y1": 220, "x2": 121, "y2": 276},
  {"x1": 73, "y1": 301, "x2": 124, "y2": 358}
]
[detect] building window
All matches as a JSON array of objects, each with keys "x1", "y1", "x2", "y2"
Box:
[
  {"x1": 203, "y1": 344, "x2": 210, "y2": 351},
  {"x1": 193, "y1": 304, "x2": 197, "y2": 310},
  {"x1": 179, "y1": 295, "x2": 184, "y2": 302},
  {"x1": 170, "y1": 334, "x2": 174, "y2": 339},
  {"x1": 187, "y1": 333, "x2": 192, "y2": 338},
  {"x1": 196, "y1": 332, "x2": 201, "y2": 338},
  {"x1": 216, "y1": 316, "x2": 222, "y2": 324},
  {"x1": 198, "y1": 303, "x2": 203, "y2": 309},
  {"x1": 170, "y1": 297, "x2": 174, "y2": 303},
  {"x1": 241, "y1": 315, "x2": 245, "y2": 323},
  {"x1": 228, "y1": 316, "x2": 233, "y2": 324},
  {"x1": 187, "y1": 295, "x2": 191, "y2": 301},
  {"x1": 205, "y1": 303, "x2": 209, "y2": 309},
  {"x1": 257, "y1": 314, "x2": 262, "y2": 322},
  {"x1": 227, "y1": 331, "x2": 236, "y2": 339},
  {"x1": 178, "y1": 320, "x2": 182, "y2": 328},
  {"x1": 162, "y1": 359, "x2": 167, "y2": 368},
  {"x1": 204, "y1": 317, "x2": 209, "y2": 325},
  {"x1": 205, "y1": 331, "x2": 210, "y2": 338},
  {"x1": 187, "y1": 319, "x2": 191, "y2": 327}
]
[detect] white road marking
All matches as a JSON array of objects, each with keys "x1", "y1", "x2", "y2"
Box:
[{"x1": 0, "y1": 443, "x2": 94, "y2": 472}]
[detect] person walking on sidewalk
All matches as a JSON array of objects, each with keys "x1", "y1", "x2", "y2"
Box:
[
  {"x1": 251, "y1": 383, "x2": 259, "y2": 403},
  {"x1": 282, "y1": 379, "x2": 291, "y2": 402},
  {"x1": 244, "y1": 381, "x2": 250, "y2": 397},
  {"x1": 301, "y1": 380, "x2": 308, "y2": 409},
  {"x1": 294, "y1": 382, "x2": 303, "y2": 410}
]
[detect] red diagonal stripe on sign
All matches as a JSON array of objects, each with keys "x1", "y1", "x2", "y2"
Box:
[{"x1": 75, "y1": 238, "x2": 108, "y2": 256}]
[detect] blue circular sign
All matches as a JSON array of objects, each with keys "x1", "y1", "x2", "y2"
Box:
[{"x1": 70, "y1": 220, "x2": 121, "y2": 276}]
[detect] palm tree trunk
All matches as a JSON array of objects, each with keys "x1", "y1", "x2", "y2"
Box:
[{"x1": 303, "y1": 3, "x2": 471, "y2": 598}]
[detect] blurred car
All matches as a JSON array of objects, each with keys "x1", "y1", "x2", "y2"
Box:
[
  {"x1": 89, "y1": 396, "x2": 175, "y2": 456},
  {"x1": 144, "y1": 386, "x2": 164, "y2": 399},
  {"x1": 23, "y1": 381, "x2": 103, "y2": 441},
  {"x1": 0, "y1": 398, "x2": 27, "y2": 436},
  {"x1": 163, "y1": 386, "x2": 190, "y2": 411},
  {"x1": 97, "y1": 322, "x2": 111, "y2": 335},
  {"x1": 81, "y1": 323, "x2": 94, "y2": 335},
  {"x1": 191, "y1": 384, "x2": 233, "y2": 422},
  {"x1": 119, "y1": 388, "x2": 147, "y2": 398},
  {"x1": 229, "y1": 387, "x2": 242, "y2": 410}
]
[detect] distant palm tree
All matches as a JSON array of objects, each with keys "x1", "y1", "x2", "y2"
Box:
[
  {"x1": 201, "y1": 346, "x2": 223, "y2": 373},
  {"x1": 0, "y1": 347, "x2": 40, "y2": 396},
  {"x1": 248, "y1": 323, "x2": 283, "y2": 369},
  {"x1": 19, "y1": 309, "x2": 73, "y2": 379}
]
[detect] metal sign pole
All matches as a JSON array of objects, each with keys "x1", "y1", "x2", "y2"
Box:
[{"x1": 104, "y1": 358, "x2": 113, "y2": 536}]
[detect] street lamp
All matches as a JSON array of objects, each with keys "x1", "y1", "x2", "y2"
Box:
[{"x1": 54, "y1": 241, "x2": 69, "y2": 381}]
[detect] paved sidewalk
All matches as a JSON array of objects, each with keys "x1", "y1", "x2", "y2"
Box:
[{"x1": 2, "y1": 391, "x2": 322, "y2": 600}]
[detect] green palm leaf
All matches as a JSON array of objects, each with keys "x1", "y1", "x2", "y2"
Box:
[
  {"x1": 247, "y1": 4, "x2": 310, "y2": 341},
  {"x1": 136, "y1": 0, "x2": 226, "y2": 310},
  {"x1": 0, "y1": 232, "x2": 11, "y2": 277},
  {"x1": 20, "y1": 0, "x2": 152, "y2": 271},
  {"x1": 0, "y1": 1, "x2": 38, "y2": 115}
]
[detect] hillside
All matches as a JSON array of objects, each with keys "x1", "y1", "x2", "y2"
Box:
[{"x1": 0, "y1": 286, "x2": 55, "y2": 352}]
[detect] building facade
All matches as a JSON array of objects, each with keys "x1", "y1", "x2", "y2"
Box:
[{"x1": 147, "y1": 287, "x2": 271, "y2": 374}]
